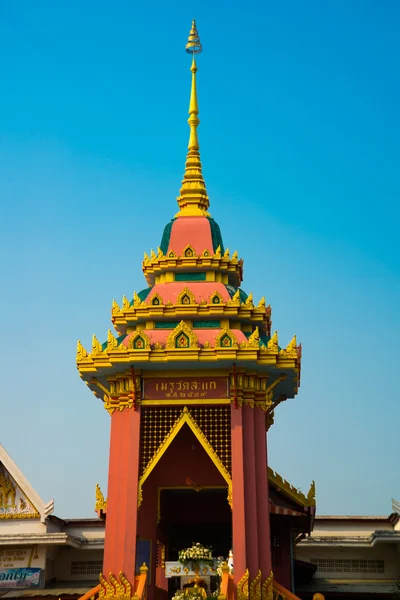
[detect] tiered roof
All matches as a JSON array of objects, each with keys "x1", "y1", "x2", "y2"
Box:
[{"x1": 76, "y1": 20, "x2": 301, "y2": 412}]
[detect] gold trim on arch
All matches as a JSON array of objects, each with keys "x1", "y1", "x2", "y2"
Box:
[{"x1": 137, "y1": 407, "x2": 232, "y2": 508}]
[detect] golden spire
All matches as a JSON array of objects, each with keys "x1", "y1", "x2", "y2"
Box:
[{"x1": 176, "y1": 20, "x2": 210, "y2": 218}]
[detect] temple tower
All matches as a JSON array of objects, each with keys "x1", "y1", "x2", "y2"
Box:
[{"x1": 77, "y1": 20, "x2": 303, "y2": 600}]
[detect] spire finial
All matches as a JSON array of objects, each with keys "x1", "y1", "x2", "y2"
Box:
[
  {"x1": 185, "y1": 19, "x2": 202, "y2": 55},
  {"x1": 176, "y1": 20, "x2": 210, "y2": 218}
]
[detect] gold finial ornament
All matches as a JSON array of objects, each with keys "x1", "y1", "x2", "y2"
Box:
[
  {"x1": 176, "y1": 20, "x2": 210, "y2": 218},
  {"x1": 307, "y1": 480, "x2": 316, "y2": 506},
  {"x1": 185, "y1": 19, "x2": 202, "y2": 55},
  {"x1": 95, "y1": 483, "x2": 107, "y2": 512}
]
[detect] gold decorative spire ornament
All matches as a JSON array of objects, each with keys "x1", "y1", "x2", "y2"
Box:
[
  {"x1": 176, "y1": 20, "x2": 210, "y2": 218},
  {"x1": 185, "y1": 19, "x2": 202, "y2": 54}
]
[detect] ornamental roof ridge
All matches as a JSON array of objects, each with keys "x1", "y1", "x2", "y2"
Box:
[
  {"x1": 141, "y1": 245, "x2": 243, "y2": 287},
  {"x1": 268, "y1": 466, "x2": 315, "y2": 508},
  {"x1": 76, "y1": 327, "x2": 301, "y2": 387},
  {"x1": 109, "y1": 286, "x2": 272, "y2": 337},
  {"x1": 0, "y1": 443, "x2": 54, "y2": 522}
]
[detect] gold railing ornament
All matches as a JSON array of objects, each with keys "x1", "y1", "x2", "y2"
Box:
[
  {"x1": 262, "y1": 572, "x2": 273, "y2": 600},
  {"x1": 99, "y1": 572, "x2": 132, "y2": 600},
  {"x1": 250, "y1": 570, "x2": 262, "y2": 600},
  {"x1": 97, "y1": 567, "x2": 147, "y2": 600},
  {"x1": 237, "y1": 570, "x2": 249, "y2": 600},
  {"x1": 237, "y1": 569, "x2": 274, "y2": 600}
]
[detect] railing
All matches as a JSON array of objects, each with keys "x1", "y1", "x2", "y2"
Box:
[
  {"x1": 273, "y1": 581, "x2": 302, "y2": 600},
  {"x1": 136, "y1": 563, "x2": 148, "y2": 599},
  {"x1": 219, "y1": 564, "x2": 235, "y2": 600},
  {"x1": 75, "y1": 564, "x2": 148, "y2": 600},
  {"x1": 76, "y1": 584, "x2": 101, "y2": 600},
  {"x1": 273, "y1": 581, "x2": 324, "y2": 600}
]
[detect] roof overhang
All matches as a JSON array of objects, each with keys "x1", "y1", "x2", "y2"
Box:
[
  {"x1": 299, "y1": 530, "x2": 400, "y2": 548},
  {"x1": 0, "y1": 533, "x2": 104, "y2": 549}
]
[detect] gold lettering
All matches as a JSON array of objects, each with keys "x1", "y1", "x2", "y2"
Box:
[
  {"x1": 182, "y1": 382, "x2": 189, "y2": 391},
  {"x1": 161, "y1": 383, "x2": 168, "y2": 391},
  {"x1": 191, "y1": 381, "x2": 198, "y2": 390},
  {"x1": 210, "y1": 381, "x2": 216, "y2": 390}
]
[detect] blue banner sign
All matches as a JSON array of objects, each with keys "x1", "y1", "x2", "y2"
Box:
[{"x1": 0, "y1": 568, "x2": 41, "y2": 588}]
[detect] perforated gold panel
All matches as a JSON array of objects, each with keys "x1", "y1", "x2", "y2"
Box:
[{"x1": 140, "y1": 406, "x2": 231, "y2": 476}]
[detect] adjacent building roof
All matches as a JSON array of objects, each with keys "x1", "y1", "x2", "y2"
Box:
[{"x1": 0, "y1": 444, "x2": 54, "y2": 522}]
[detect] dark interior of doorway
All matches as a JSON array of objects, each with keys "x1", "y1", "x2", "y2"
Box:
[{"x1": 159, "y1": 488, "x2": 232, "y2": 597}]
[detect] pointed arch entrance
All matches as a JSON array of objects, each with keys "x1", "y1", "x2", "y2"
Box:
[
  {"x1": 137, "y1": 408, "x2": 233, "y2": 600},
  {"x1": 138, "y1": 406, "x2": 232, "y2": 507}
]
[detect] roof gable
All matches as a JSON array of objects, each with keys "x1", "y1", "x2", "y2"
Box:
[
  {"x1": 268, "y1": 467, "x2": 315, "y2": 509},
  {"x1": 0, "y1": 444, "x2": 54, "y2": 522}
]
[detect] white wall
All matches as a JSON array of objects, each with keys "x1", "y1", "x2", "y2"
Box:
[
  {"x1": 297, "y1": 541, "x2": 400, "y2": 580},
  {"x1": 0, "y1": 519, "x2": 47, "y2": 535},
  {"x1": 54, "y1": 548, "x2": 104, "y2": 582}
]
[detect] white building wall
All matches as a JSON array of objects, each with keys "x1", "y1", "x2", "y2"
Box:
[
  {"x1": 296, "y1": 517, "x2": 400, "y2": 582},
  {"x1": 54, "y1": 547, "x2": 104, "y2": 582},
  {"x1": 0, "y1": 519, "x2": 47, "y2": 535}
]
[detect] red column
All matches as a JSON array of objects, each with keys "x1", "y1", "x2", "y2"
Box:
[
  {"x1": 254, "y1": 409, "x2": 272, "y2": 578},
  {"x1": 103, "y1": 407, "x2": 141, "y2": 584},
  {"x1": 230, "y1": 404, "x2": 246, "y2": 584},
  {"x1": 242, "y1": 405, "x2": 259, "y2": 581}
]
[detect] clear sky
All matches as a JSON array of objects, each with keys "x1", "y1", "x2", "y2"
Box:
[{"x1": 0, "y1": 0, "x2": 399, "y2": 519}]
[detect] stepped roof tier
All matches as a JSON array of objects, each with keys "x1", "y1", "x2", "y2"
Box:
[{"x1": 76, "y1": 20, "x2": 301, "y2": 416}]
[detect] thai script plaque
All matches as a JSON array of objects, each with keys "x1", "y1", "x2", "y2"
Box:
[
  {"x1": 142, "y1": 377, "x2": 229, "y2": 400},
  {"x1": 165, "y1": 561, "x2": 219, "y2": 578},
  {"x1": 0, "y1": 549, "x2": 29, "y2": 569}
]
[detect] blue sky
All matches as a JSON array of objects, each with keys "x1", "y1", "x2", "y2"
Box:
[{"x1": 0, "y1": 0, "x2": 399, "y2": 518}]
